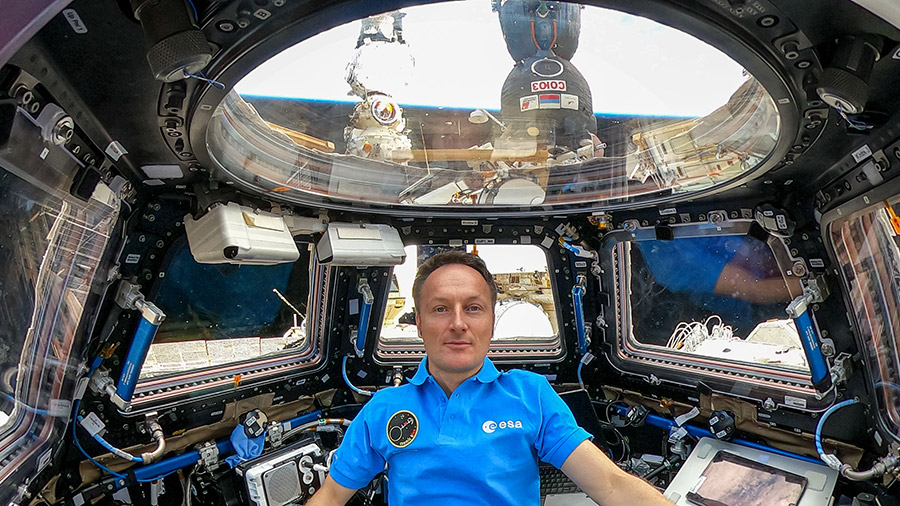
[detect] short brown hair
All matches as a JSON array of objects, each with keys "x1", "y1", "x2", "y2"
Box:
[{"x1": 412, "y1": 250, "x2": 498, "y2": 312}]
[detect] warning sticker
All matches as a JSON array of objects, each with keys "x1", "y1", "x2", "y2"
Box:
[
  {"x1": 520, "y1": 95, "x2": 538, "y2": 112},
  {"x1": 531, "y1": 80, "x2": 566, "y2": 93},
  {"x1": 561, "y1": 94, "x2": 579, "y2": 110}
]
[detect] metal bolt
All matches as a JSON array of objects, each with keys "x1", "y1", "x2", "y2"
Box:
[
  {"x1": 781, "y1": 41, "x2": 800, "y2": 60},
  {"x1": 796, "y1": 60, "x2": 811, "y2": 69},
  {"x1": 52, "y1": 116, "x2": 75, "y2": 145},
  {"x1": 758, "y1": 15, "x2": 778, "y2": 27},
  {"x1": 763, "y1": 398, "x2": 776, "y2": 411}
]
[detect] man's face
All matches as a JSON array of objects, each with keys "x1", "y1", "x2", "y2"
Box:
[{"x1": 415, "y1": 263, "x2": 494, "y2": 381}]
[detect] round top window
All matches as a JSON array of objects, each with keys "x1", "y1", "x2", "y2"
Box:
[{"x1": 206, "y1": 1, "x2": 781, "y2": 213}]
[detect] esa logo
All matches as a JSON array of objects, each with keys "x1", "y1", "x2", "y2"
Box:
[{"x1": 481, "y1": 419, "x2": 523, "y2": 433}]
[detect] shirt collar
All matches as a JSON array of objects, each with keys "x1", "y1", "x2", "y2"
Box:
[{"x1": 409, "y1": 356, "x2": 501, "y2": 386}]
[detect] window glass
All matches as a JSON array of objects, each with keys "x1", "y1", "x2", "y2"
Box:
[
  {"x1": 624, "y1": 234, "x2": 809, "y2": 372},
  {"x1": 207, "y1": 1, "x2": 781, "y2": 211},
  {"x1": 139, "y1": 241, "x2": 313, "y2": 379},
  {"x1": 831, "y1": 201, "x2": 900, "y2": 440},
  {"x1": 379, "y1": 244, "x2": 557, "y2": 346}
]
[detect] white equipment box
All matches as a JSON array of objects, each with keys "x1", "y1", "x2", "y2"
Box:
[
  {"x1": 316, "y1": 223, "x2": 406, "y2": 266},
  {"x1": 184, "y1": 202, "x2": 300, "y2": 265}
]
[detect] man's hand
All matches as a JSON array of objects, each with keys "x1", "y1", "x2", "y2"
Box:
[
  {"x1": 305, "y1": 475, "x2": 356, "y2": 506},
  {"x1": 561, "y1": 440, "x2": 675, "y2": 506}
]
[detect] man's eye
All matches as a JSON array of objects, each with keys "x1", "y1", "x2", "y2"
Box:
[
  {"x1": 434, "y1": 307, "x2": 446, "y2": 313},
  {"x1": 467, "y1": 305, "x2": 482, "y2": 312}
]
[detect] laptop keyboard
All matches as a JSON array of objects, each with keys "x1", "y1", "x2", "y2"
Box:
[{"x1": 539, "y1": 466, "x2": 580, "y2": 497}]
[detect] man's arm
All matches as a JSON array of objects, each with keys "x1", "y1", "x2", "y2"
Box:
[
  {"x1": 561, "y1": 440, "x2": 675, "y2": 506},
  {"x1": 305, "y1": 475, "x2": 357, "y2": 506}
]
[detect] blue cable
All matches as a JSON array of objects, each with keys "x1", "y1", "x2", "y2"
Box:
[
  {"x1": 89, "y1": 428, "x2": 142, "y2": 463},
  {"x1": 185, "y1": 0, "x2": 198, "y2": 23},
  {"x1": 2, "y1": 392, "x2": 52, "y2": 416},
  {"x1": 815, "y1": 398, "x2": 859, "y2": 463},
  {"x1": 342, "y1": 356, "x2": 373, "y2": 397},
  {"x1": 185, "y1": 71, "x2": 225, "y2": 90},
  {"x1": 875, "y1": 382, "x2": 900, "y2": 395},
  {"x1": 576, "y1": 360, "x2": 585, "y2": 390},
  {"x1": 72, "y1": 400, "x2": 126, "y2": 479}
]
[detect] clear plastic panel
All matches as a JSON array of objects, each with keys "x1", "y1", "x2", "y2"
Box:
[
  {"x1": 0, "y1": 107, "x2": 119, "y2": 501},
  {"x1": 207, "y1": 1, "x2": 781, "y2": 211},
  {"x1": 831, "y1": 202, "x2": 900, "y2": 441}
]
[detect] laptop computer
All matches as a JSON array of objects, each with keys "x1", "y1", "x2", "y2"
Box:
[{"x1": 539, "y1": 389, "x2": 610, "y2": 505}]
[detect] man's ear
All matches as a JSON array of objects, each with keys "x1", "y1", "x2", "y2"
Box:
[{"x1": 415, "y1": 311, "x2": 421, "y2": 338}]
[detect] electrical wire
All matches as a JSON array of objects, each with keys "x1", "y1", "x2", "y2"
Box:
[
  {"x1": 342, "y1": 356, "x2": 373, "y2": 397},
  {"x1": 815, "y1": 398, "x2": 858, "y2": 466},
  {"x1": 838, "y1": 110, "x2": 872, "y2": 131},
  {"x1": 72, "y1": 399, "x2": 126, "y2": 479},
  {"x1": 185, "y1": 0, "x2": 198, "y2": 23},
  {"x1": 184, "y1": 71, "x2": 225, "y2": 90},
  {"x1": 1, "y1": 392, "x2": 51, "y2": 416},
  {"x1": 576, "y1": 360, "x2": 585, "y2": 390}
]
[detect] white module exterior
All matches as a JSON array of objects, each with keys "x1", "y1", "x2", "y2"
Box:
[
  {"x1": 184, "y1": 202, "x2": 300, "y2": 265},
  {"x1": 316, "y1": 223, "x2": 406, "y2": 266}
]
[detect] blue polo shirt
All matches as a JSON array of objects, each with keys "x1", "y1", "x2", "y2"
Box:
[{"x1": 329, "y1": 357, "x2": 591, "y2": 506}]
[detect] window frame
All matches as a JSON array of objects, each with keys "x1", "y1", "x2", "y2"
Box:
[
  {"x1": 129, "y1": 244, "x2": 331, "y2": 412},
  {"x1": 372, "y1": 240, "x2": 571, "y2": 366},
  {"x1": 599, "y1": 219, "x2": 828, "y2": 411}
]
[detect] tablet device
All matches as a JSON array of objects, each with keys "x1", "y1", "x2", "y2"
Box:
[{"x1": 685, "y1": 451, "x2": 808, "y2": 506}]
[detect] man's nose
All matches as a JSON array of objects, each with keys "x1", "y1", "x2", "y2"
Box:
[{"x1": 448, "y1": 306, "x2": 468, "y2": 331}]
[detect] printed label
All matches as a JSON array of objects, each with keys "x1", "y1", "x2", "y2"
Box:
[
  {"x1": 475, "y1": 238, "x2": 495, "y2": 244},
  {"x1": 574, "y1": 261, "x2": 587, "y2": 268},
  {"x1": 531, "y1": 80, "x2": 566, "y2": 92},
  {"x1": 63, "y1": 9, "x2": 88, "y2": 33},
  {"x1": 809, "y1": 258, "x2": 825, "y2": 268},
  {"x1": 674, "y1": 406, "x2": 700, "y2": 426},
  {"x1": 852, "y1": 144, "x2": 872, "y2": 163},
  {"x1": 783, "y1": 395, "x2": 807, "y2": 409},
  {"x1": 125, "y1": 253, "x2": 141, "y2": 264},
  {"x1": 520, "y1": 95, "x2": 538, "y2": 111},
  {"x1": 560, "y1": 94, "x2": 578, "y2": 110},
  {"x1": 49, "y1": 399, "x2": 71, "y2": 417},
  {"x1": 106, "y1": 141, "x2": 128, "y2": 161},
  {"x1": 81, "y1": 412, "x2": 105, "y2": 436}
]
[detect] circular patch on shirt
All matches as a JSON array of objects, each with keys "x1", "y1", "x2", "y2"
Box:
[{"x1": 386, "y1": 410, "x2": 418, "y2": 448}]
